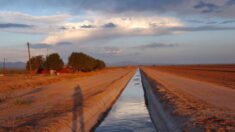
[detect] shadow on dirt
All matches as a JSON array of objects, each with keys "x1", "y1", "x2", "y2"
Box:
[{"x1": 72, "y1": 85, "x2": 85, "y2": 132}]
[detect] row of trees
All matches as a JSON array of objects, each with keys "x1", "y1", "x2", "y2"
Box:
[{"x1": 26, "y1": 52, "x2": 106, "y2": 72}]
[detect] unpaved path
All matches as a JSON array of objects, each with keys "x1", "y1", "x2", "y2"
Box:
[
  {"x1": 0, "y1": 67, "x2": 136, "y2": 132},
  {"x1": 142, "y1": 67, "x2": 235, "y2": 110},
  {"x1": 141, "y1": 67, "x2": 235, "y2": 130}
]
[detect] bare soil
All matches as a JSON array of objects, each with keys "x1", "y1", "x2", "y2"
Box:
[
  {"x1": 0, "y1": 67, "x2": 136, "y2": 132},
  {"x1": 149, "y1": 64, "x2": 235, "y2": 89},
  {"x1": 141, "y1": 66, "x2": 235, "y2": 131}
]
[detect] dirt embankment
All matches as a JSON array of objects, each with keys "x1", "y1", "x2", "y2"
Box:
[
  {"x1": 0, "y1": 68, "x2": 121, "y2": 93},
  {"x1": 0, "y1": 67, "x2": 127, "y2": 103},
  {"x1": 149, "y1": 64, "x2": 235, "y2": 89},
  {"x1": 141, "y1": 66, "x2": 235, "y2": 131},
  {"x1": 0, "y1": 67, "x2": 136, "y2": 132}
]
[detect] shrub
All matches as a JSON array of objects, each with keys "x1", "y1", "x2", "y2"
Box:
[
  {"x1": 95, "y1": 59, "x2": 106, "y2": 69},
  {"x1": 45, "y1": 53, "x2": 64, "y2": 70},
  {"x1": 68, "y1": 52, "x2": 106, "y2": 72},
  {"x1": 26, "y1": 55, "x2": 44, "y2": 71}
]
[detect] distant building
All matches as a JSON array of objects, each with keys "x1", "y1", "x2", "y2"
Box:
[{"x1": 57, "y1": 68, "x2": 71, "y2": 73}]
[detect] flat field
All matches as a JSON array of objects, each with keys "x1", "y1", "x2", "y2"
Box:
[
  {"x1": 148, "y1": 64, "x2": 235, "y2": 89},
  {"x1": 0, "y1": 68, "x2": 27, "y2": 75}
]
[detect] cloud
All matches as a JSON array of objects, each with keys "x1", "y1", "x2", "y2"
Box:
[
  {"x1": 0, "y1": 0, "x2": 183, "y2": 14},
  {"x1": 79, "y1": 0, "x2": 234, "y2": 18},
  {"x1": 0, "y1": 23, "x2": 33, "y2": 28},
  {"x1": 193, "y1": 1, "x2": 220, "y2": 13},
  {"x1": 194, "y1": 1, "x2": 219, "y2": 9},
  {"x1": 135, "y1": 43, "x2": 177, "y2": 50},
  {"x1": 59, "y1": 26, "x2": 67, "y2": 30},
  {"x1": 0, "y1": 11, "x2": 71, "y2": 34},
  {"x1": 220, "y1": 20, "x2": 235, "y2": 24},
  {"x1": 41, "y1": 16, "x2": 183, "y2": 44},
  {"x1": 103, "y1": 47, "x2": 122, "y2": 54},
  {"x1": 187, "y1": 19, "x2": 235, "y2": 25},
  {"x1": 226, "y1": 0, "x2": 235, "y2": 5},
  {"x1": 56, "y1": 41, "x2": 73, "y2": 46},
  {"x1": 80, "y1": 25, "x2": 95, "y2": 28},
  {"x1": 206, "y1": 21, "x2": 218, "y2": 24},
  {"x1": 41, "y1": 16, "x2": 235, "y2": 45},
  {"x1": 31, "y1": 43, "x2": 53, "y2": 49},
  {"x1": 168, "y1": 26, "x2": 235, "y2": 32},
  {"x1": 77, "y1": 46, "x2": 123, "y2": 56},
  {"x1": 187, "y1": 20, "x2": 204, "y2": 24},
  {"x1": 1, "y1": 0, "x2": 235, "y2": 19},
  {"x1": 79, "y1": 0, "x2": 185, "y2": 14},
  {"x1": 31, "y1": 41, "x2": 73, "y2": 49},
  {"x1": 0, "y1": 11, "x2": 70, "y2": 25},
  {"x1": 102, "y1": 22, "x2": 117, "y2": 28},
  {"x1": 0, "y1": 25, "x2": 66, "y2": 34}
]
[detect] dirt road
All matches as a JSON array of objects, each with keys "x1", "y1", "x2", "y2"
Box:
[
  {"x1": 142, "y1": 67, "x2": 235, "y2": 110},
  {"x1": 0, "y1": 67, "x2": 135, "y2": 132},
  {"x1": 141, "y1": 67, "x2": 235, "y2": 130}
]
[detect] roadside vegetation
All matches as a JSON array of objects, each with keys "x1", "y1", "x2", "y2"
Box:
[
  {"x1": 13, "y1": 98, "x2": 33, "y2": 105},
  {"x1": 26, "y1": 55, "x2": 44, "y2": 71},
  {"x1": 45, "y1": 53, "x2": 64, "y2": 70},
  {"x1": 26, "y1": 52, "x2": 106, "y2": 73},
  {"x1": 68, "y1": 52, "x2": 106, "y2": 72}
]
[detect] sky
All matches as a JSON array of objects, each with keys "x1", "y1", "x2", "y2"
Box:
[{"x1": 0, "y1": 0, "x2": 235, "y2": 65}]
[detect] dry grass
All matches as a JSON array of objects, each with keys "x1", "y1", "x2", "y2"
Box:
[
  {"x1": 0, "y1": 90, "x2": 14, "y2": 103},
  {"x1": 13, "y1": 98, "x2": 33, "y2": 105},
  {"x1": 0, "y1": 69, "x2": 105, "y2": 92},
  {"x1": 0, "y1": 68, "x2": 27, "y2": 74},
  {"x1": 154, "y1": 82, "x2": 235, "y2": 131}
]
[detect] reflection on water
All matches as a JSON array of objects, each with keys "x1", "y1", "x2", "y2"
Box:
[
  {"x1": 134, "y1": 82, "x2": 140, "y2": 86},
  {"x1": 95, "y1": 69, "x2": 156, "y2": 132}
]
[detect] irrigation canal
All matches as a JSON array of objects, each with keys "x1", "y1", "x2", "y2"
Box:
[{"x1": 95, "y1": 69, "x2": 156, "y2": 132}]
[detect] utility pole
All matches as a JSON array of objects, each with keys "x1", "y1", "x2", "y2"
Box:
[
  {"x1": 2, "y1": 58, "x2": 6, "y2": 74},
  {"x1": 46, "y1": 48, "x2": 49, "y2": 70},
  {"x1": 27, "y1": 42, "x2": 32, "y2": 73},
  {"x1": 46, "y1": 48, "x2": 48, "y2": 57},
  {"x1": 3, "y1": 58, "x2": 6, "y2": 74}
]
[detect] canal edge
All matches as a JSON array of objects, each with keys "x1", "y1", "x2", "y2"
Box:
[
  {"x1": 90, "y1": 69, "x2": 136, "y2": 132},
  {"x1": 140, "y1": 68, "x2": 182, "y2": 132}
]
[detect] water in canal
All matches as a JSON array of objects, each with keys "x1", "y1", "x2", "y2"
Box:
[{"x1": 95, "y1": 69, "x2": 156, "y2": 132}]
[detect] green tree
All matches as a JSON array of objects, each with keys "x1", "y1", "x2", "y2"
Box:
[
  {"x1": 45, "y1": 53, "x2": 64, "y2": 70},
  {"x1": 68, "y1": 52, "x2": 105, "y2": 72},
  {"x1": 95, "y1": 59, "x2": 106, "y2": 69},
  {"x1": 26, "y1": 55, "x2": 44, "y2": 71},
  {"x1": 68, "y1": 52, "x2": 81, "y2": 71}
]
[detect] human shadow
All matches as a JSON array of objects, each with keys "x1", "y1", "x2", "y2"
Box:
[{"x1": 72, "y1": 85, "x2": 85, "y2": 132}]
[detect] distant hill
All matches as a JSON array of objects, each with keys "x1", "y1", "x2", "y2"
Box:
[{"x1": 0, "y1": 62, "x2": 26, "y2": 68}]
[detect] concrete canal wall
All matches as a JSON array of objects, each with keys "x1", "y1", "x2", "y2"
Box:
[{"x1": 140, "y1": 69, "x2": 182, "y2": 132}]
